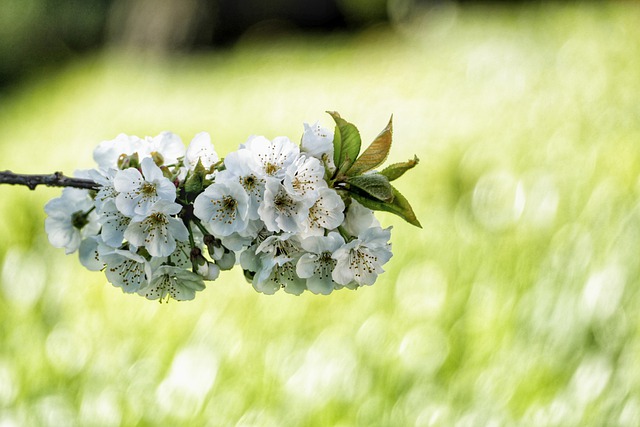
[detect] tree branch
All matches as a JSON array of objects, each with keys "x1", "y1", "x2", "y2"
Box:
[{"x1": 0, "y1": 170, "x2": 100, "y2": 191}]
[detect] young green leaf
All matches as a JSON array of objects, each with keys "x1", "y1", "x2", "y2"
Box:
[
  {"x1": 380, "y1": 155, "x2": 419, "y2": 181},
  {"x1": 327, "y1": 111, "x2": 361, "y2": 174},
  {"x1": 184, "y1": 159, "x2": 207, "y2": 195},
  {"x1": 350, "y1": 185, "x2": 422, "y2": 228},
  {"x1": 331, "y1": 124, "x2": 342, "y2": 169},
  {"x1": 347, "y1": 115, "x2": 393, "y2": 176},
  {"x1": 346, "y1": 173, "x2": 394, "y2": 203}
]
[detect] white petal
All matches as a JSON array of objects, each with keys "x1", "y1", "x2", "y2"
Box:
[
  {"x1": 331, "y1": 260, "x2": 354, "y2": 286},
  {"x1": 295, "y1": 253, "x2": 318, "y2": 279},
  {"x1": 167, "y1": 217, "x2": 189, "y2": 242},
  {"x1": 153, "y1": 131, "x2": 185, "y2": 165},
  {"x1": 140, "y1": 157, "x2": 164, "y2": 182},
  {"x1": 113, "y1": 168, "x2": 143, "y2": 193},
  {"x1": 306, "y1": 275, "x2": 333, "y2": 295},
  {"x1": 185, "y1": 132, "x2": 218, "y2": 169},
  {"x1": 123, "y1": 222, "x2": 146, "y2": 248},
  {"x1": 79, "y1": 238, "x2": 103, "y2": 271}
]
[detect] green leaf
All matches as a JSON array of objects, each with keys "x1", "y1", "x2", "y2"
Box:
[
  {"x1": 380, "y1": 155, "x2": 420, "y2": 181},
  {"x1": 347, "y1": 115, "x2": 393, "y2": 176},
  {"x1": 327, "y1": 111, "x2": 361, "y2": 173},
  {"x1": 350, "y1": 184, "x2": 422, "y2": 228},
  {"x1": 185, "y1": 159, "x2": 207, "y2": 194},
  {"x1": 346, "y1": 173, "x2": 394, "y2": 203},
  {"x1": 331, "y1": 124, "x2": 342, "y2": 169}
]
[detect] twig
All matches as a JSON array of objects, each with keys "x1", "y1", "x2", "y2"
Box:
[{"x1": 0, "y1": 170, "x2": 100, "y2": 191}]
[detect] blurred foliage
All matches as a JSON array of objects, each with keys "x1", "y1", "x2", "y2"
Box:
[
  {"x1": 0, "y1": 0, "x2": 110, "y2": 86},
  {"x1": 2, "y1": 2, "x2": 640, "y2": 425},
  {"x1": 0, "y1": 0, "x2": 388, "y2": 89}
]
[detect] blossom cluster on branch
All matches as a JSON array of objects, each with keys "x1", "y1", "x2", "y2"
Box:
[{"x1": 44, "y1": 112, "x2": 420, "y2": 302}]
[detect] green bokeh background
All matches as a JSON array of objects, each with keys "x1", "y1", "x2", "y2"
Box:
[{"x1": 2, "y1": 3, "x2": 640, "y2": 426}]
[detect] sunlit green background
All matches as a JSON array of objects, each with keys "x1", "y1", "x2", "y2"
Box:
[{"x1": 1, "y1": 3, "x2": 640, "y2": 426}]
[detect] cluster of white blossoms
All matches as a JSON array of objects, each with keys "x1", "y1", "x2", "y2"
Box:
[{"x1": 43, "y1": 113, "x2": 414, "y2": 302}]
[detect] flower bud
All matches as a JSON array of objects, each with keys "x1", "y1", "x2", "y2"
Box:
[
  {"x1": 195, "y1": 260, "x2": 220, "y2": 281},
  {"x1": 204, "y1": 235, "x2": 224, "y2": 260},
  {"x1": 216, "y1": 249, "x2": 236, "y2": 271},
  {"x1": 117, "y1": 152, "x2": 140, "y2": 170},
  {"x1": 150, "y1": 151, "x2": 165, "y2": 166},
  {"x1": 195, "y1": 261, "x2": 208, "y2": 276},
  {"x1": 190, "y1": 247, "x2": 207, "y2": 274},
  {"x1": 204, "y1": 263, "x2": 220, "y2": 281}
]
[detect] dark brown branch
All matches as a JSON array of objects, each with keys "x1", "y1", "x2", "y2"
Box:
[{"x1": 0, "y1": 170, "x2": 100, "y2": 191}]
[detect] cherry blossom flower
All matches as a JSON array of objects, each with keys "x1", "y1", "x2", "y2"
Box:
[
  {"x1": 124, "y1": 200, "x2": 188, "y2": 257},
  {"x1": 114, "y1": 157, "x2": 177, "y2": 218},
  {"x1": 100, "y1": 246, "x2": 152, "y2": 293},
  {"x1": 243, "y1": 135, "x2": 299, "y2": 179},
  {"x1": 302, "y1": 187, "x2": 345, "y2": 237},
  {"x1": 138, "y1": 131, "x2": 185, "y2": 166},
  {"x1": 98, "y1": 200, "x2": 131, "y2": 248},
  {"x1": 139, "y1": 265, "x2": 205, "y2": 302},
  {"x1": 296, "y1": 232, "x2": 345, "y2": 295},
  {"x1": 258, "y1": 179, "x2": 312, "y2": 233},
  {"x1": 93, "y1": 133, "x2": 143, "y2": 170},
  {"x1": 332, "y1": 226, "x2": 393, "y2": 287},
  {"x1": 283, "y1": 154, "x2": 326, "y2": 199},
  {"x1": 184, "y1": 132, "x2": 218, "y2": 170},
  {"x1": 193, "y1": 181, "x2": 250, "y2": 237},
  {"x1": 341, "y1": 199, "x2": 380, "y2": 237},
  {"x1": 250, "y1": 233, "x2": 304, "y2": 294},
  {"x1": 79, "y1": 236, "x2": 104, "y2": 271},
  {"x1": 301, "y1": 121, "x2": 334, "y2": 171},
  {"x1": 220, "y1": 149, "x2": 266, "y2": 220},
  {"x1": 88, "y1": 168, "x2": 118, "y2": 213},
  {"x1": 253, "y1": 258, "x2": 305, "y2": 295},
  {"x1": 44, "y1": 188, "x2": 100, "y2": 254}
]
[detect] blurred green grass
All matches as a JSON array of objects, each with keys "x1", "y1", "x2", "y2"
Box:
[{"x1": 2, "y1": 3, "x2": 640, "y2": 426}]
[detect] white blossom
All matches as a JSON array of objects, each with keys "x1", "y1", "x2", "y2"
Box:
[
  {"x1": 255, "y1": 232, "x2": 300, "y2": 259},
  {"x1": 302, "y1": 187, "x2": 345, "y2": 237},
  {"x1": 169, "y1": 239, "x2": 192, "y2": 270},
  {"x1": 283, "y1": 154, "x2": 326, "y2": 199},
  {"x1": 301, "y1": 121, "x2": 334, "y2": 171},
  {"x1": 93, "y1": 133, "x2": 143, "y2": 170},
  {"x1": 342, "y1": 199, "x2": 380, "y2": 237},
  {"x1": 251, "y1": 233, "x2": 304, "y2": 294},
  {"x1": 100, "y1": 246, "x2": 152, "y2": 293},
  {"x1": 242, "y1": 135, "x2": 299, "y2": 179},
  {"x1": 139, "y1": 131, "x2": 185, "y2": 166},
  {"x1": 89, "y1": 168, "x2": 118, "y2": 213},
  {"x1": 221, "y1": 219, "x2": 266, "y2": 252},
  {"x1": 184, "y1": 132, "x2": 218, "y2": 170},
  {"x1": 98, "y1": 199, "x2": 130, "y2": 248},
  {"x1": 220, "y1": 149, "x2": 266, "y2": 220},
  {"x1": 332, "y1": 226, "x2": 393, "y2": 287},
  {"x1": 44, "y1": 188, "x2": 100, "y2": 254},
  {"x1": 124, "y1": 200, "x2": 188, "y2": 257},
  {"x1": 114, "y1": 157, "x2": 177, "y2": 218},
  {"x1": 258, "y1": 179, "x2": 312, "y2": 233},
  {"x1": 193, "y1": 181, "x2": 250, "y2": 237},
  {"x1": 238, "y1": 225, "x2": 273, "y2": 273},
  {"x1": 296, "y1": 232, "x2": 345, "y2": 295},
  {"x1": 79, "y1": 236, "x2": 104, "y2": 271},
  {"x1": 253, "y1": 258, "x2": 305, "y2": 295},
  {"x1": 139, "y1": 265, "x2": 205, "y2": 302}
]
